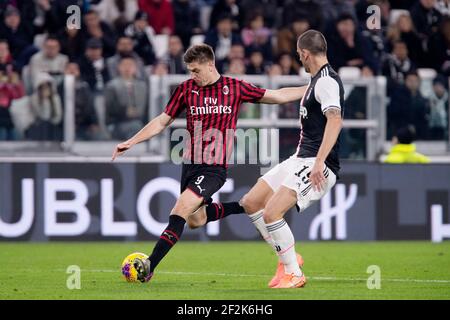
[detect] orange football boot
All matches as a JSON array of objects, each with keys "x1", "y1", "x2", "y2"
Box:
[
  {"x1": 268, "y1": 253, "x2": 304, "y2": 288},
  {"x1": 273, "y1": 273, "x2": 307, "y2": 289}
]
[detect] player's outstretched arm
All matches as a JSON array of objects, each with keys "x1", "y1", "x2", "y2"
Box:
[
  {"x1": 259, "y1": 86, "x2": 308, "y2": 104},
  {"x1": 309, "y1": 108, "x2": 343, "y2": 191},
  {"x1": 112, "y1": 112, "x2": 174, "y2": 161}
]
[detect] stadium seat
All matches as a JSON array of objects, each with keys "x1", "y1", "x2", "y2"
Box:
[
  {"x1": 417, "y1": 68, "x2": 437, "y2": 80},
  {"x1": 153, "y1": 34, "x2": 169, "y2": 59},
  {"x1": 338, "y1": 67, "x2": 361, "y2": 80},
  {"x1": 190, "y1": 34, "x2": 205, "y2": 46}
]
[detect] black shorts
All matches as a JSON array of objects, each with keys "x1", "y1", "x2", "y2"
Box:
[{"x1": 180, "y1": 164, "x2": 227, "y2": 203}]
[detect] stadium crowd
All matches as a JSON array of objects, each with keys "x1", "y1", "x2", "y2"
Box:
[{"x1": 0, "y1": 0, "x2": 448, "y2": 146}]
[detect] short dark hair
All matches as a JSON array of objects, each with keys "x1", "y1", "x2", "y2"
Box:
[
  {"x1": 45, "y1": 35, "x2": 60, "y2": 45},
  {"x1": 119, "y1": 56, "x2": 136, "y2": 64},
  {"x1": 336, "y1": 12, "x2": 355, "y2": 25},
  {"x1": 396, "y1": 126, "x2": 416, "y2": 144},
  {"x1": 183, "y1": 44, "x2": 215, "y2": 64},
  {"x1": 297, "y1": 29, "x2": 327, "y2": 55}
]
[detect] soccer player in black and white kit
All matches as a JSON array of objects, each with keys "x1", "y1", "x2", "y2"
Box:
[
  {"x1": 111, "y1": 44, "x2": 307, "y2": 283},
  {"x1": 257, "y1": 30, "x2": 344, "y2": 288},
  {"x1": 190, "y1": 30, "x2": 344, "y2": 289}
]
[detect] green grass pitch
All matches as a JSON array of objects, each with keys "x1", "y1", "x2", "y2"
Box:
[{"x1": 1, "y1": 241, "x2": 449, "y2": 300}]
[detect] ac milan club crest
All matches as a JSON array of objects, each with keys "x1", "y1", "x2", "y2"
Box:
[{"x1": 223, "y1": 85, "x2": 229, "y2": 95}]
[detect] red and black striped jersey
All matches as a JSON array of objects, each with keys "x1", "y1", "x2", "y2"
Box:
[{"x1": 164, "y1": 75, "x2": 266, "y2": 167}]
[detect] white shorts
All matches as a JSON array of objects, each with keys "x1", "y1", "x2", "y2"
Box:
[{"x1": 261, "y1": 157, "x2": 336, "y2": 212}]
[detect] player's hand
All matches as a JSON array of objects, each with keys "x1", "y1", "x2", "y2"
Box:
[
  {"x1": 309, "y1": 160, "x2": 325, "y2": 192},
  {"x1": 112, "y1": 140, "x2": 133, "y2": 161}
]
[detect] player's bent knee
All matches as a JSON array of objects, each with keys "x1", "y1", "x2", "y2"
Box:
[
  {"x1": 172, "y1": 198, "x2": 203, "y2": 219},
  {"x1": 171, "y1": 204, "x2": 197, "y2": 219},
  {"x1": 240, "y1": 193, "x2": 263, "y2": 214},
  {"x1": 262, "y1": 208, "x2": 283, "y2": 224}
]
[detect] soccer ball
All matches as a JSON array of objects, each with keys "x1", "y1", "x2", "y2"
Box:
[{"x1": 121, "y1": 252, "x2": 148, "y2": 282}]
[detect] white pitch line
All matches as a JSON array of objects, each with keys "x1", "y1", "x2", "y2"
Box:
[{"x1": 66, "y1": 269, "x2": 450, "y2": 284}]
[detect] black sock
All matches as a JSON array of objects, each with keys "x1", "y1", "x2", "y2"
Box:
[
  {"x1": 148, "y1": 214, "x2": 186, "y2": 272},
  {"x1": 205, "y1": 201, "x2": 246, "y2": 223}
]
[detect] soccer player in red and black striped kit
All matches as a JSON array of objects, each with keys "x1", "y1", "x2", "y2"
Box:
[{"x1": 112, "y1": 44, "x2": 306, "y2": 283}]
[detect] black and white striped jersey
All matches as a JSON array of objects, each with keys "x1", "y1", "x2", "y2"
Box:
[{"x1": 295, "y1": 63, "x2": 345, "y2": 176}]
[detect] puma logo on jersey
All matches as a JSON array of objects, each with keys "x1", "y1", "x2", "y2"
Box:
[
  {"x1": 192, "y1": 90, "x2": 200, "y2": 95},
  {"x1": 197, "y1": 185, "x2": 206, "y2": 194}
]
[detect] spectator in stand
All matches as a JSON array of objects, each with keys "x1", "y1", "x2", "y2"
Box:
[
  {"x1": 278, "y1": 52, "x2": 298, "y2": 75},
  {"x1": 124, "y1": 11, "x2": 157, "y2": 66},
  {"x1": 428, "y1": 17, "x2": 450, "y2": 76},
  {"x1": 282, "y1": 0, "x2": 324, "y2": 31},
  {"x1": 387, "y1": 71, "x2": 429, "y2": 139},
  {"x1": 173, "y1": 0, "x2": 203, "y2": 49},
  {"x1": 152, "y1": 61, "x2": 169, "y2": 75},
  {"x1": 107, "y1": 36, "x2": 146, "y2": 80},
  {"x1": 382, "y1": 41, "x2": 416, "y2": 86},
  {"x1": 209, "y1": 0, "x2": 242, "y2": 31},
  {"x1": 226, "y1": 58, "x2": 246, "y2": 75},
  {"x1": 91, "y1": 0, "x2": 139, "y2": 33},
  {"x1": 0, "y1": 5, "x2": 36, "y2": 69},
  {"x1": 0, "y1": 39, "x2": 24, "y2": 140},
  {"x1": 239, "y1": 0, "x2": 279, "y2": 28},
  {"x1": 58, "y1": 62, "x2": 102, "y2": 141},
  {"x1": 25, "y1": 72, "x2": 62, "y2": 141},
  {"x1": 138, "y1": 0, "x2": 174, "y2": 35},
  {"x1": 0, "y1": 63, "x2": 25, "y2": 140},
  {"x1": 241, "y1": 13, "x2": 272, "y2": 61},
  {"x1": 277, "y1": 16, "x2": 310, "y2": 70},
  {"x1": 357, "y1": 0, "x2": 390, "y2": 68},
  {"x1": 405, "y1": 71, "x2": 429, "y2": 140},
  {"x1": 217, "y1": 43, "x2": 245, "y2": 74},
  {"x1": 0, "y1": 1, "x2": 35, "y2": 33},
  {"x1": 435, "y1": 0, "x2": 450, "y2": 16},
  {"x1": 410, "y1": 0, "x2": 442, "y2": 39},
  {"x1": 163, "y1": 35, "x2": 186, "y2": 74},
  {"x1": 105, "y1": 57, "x2": 148, "y2": 140},
  {"x1": 82, "y1": 10, "x2": 116, "y2": 58},
  {"x1": 387, "y1": 12, "x2": 425, "y2": 67},
  {"x1": 325, "y1": 0, "x2": 360, "y2": 28},
  {"x1": 246, "y1": 49, "x2": 266, "y2": 75},
  {"x1": 327, "y1": 13, "x2": 377, "y2": 75},
  {"x1": 205, "y1": 14, "x2": 242, "y2": 71},
  {"x1": 428, "y1": 75, "x2": 449, "y2": 139},
  {"x1": 28, "y1": 36, "x2": 68, "y2": 87},
  {"x1": 0, "y1": 39, "x2": 19, "y2": 73},
  {"x1": 267, "y1": 63, "x2": 282, "y2": 76},
  {"x1": 77, "y1": 38, "x2": 110, "y2": 93},
  {"x1": 384, "y1": 125, "x2": 430, "y2": 163},
  {"x1": 57, "y1": 27, "x2": 85, "y2": 62}
]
